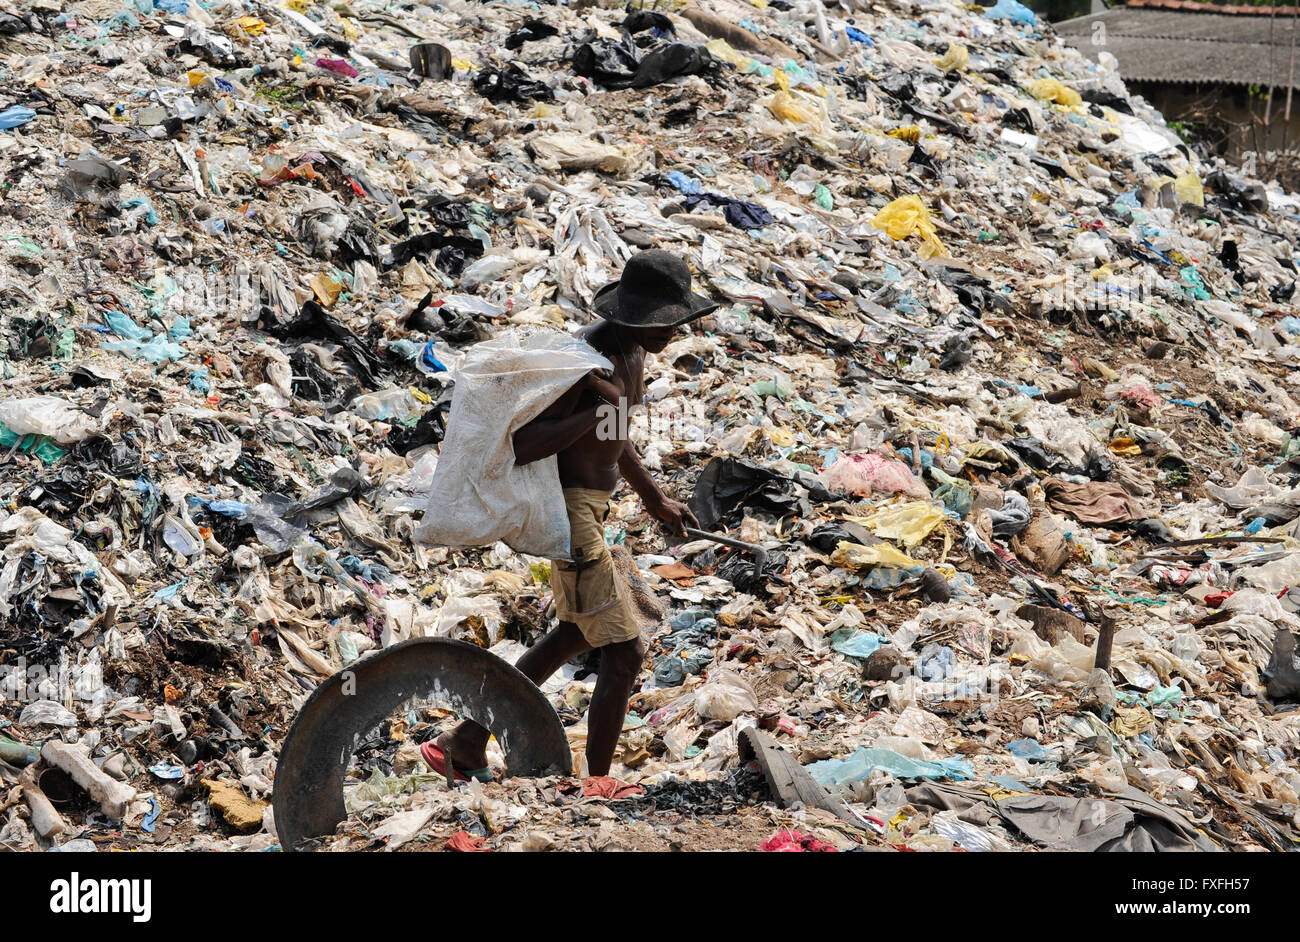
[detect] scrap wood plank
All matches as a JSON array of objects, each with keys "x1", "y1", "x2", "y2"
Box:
[{"x1": 739, "y1": 727, "x2": 860, "y2": 828}]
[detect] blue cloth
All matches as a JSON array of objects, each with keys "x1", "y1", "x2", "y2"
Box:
[{"x1": 681, "y1": 192, "x2": 774, "y2": 230}]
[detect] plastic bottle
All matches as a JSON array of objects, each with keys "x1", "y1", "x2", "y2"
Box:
[{"x1": 161, "y1": 515, "x2": 202, "y2": 556}]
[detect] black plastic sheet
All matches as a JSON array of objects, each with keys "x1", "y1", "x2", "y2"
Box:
[
  {"x1": 688, "y1": 457, "x2": 811, "y2": 530},
  {"x1": 263, "y1": 300, "x2": 393, "y2": 390},
  {"x1": 472, "y1": 64, "x2": 554, "y2": 102}
]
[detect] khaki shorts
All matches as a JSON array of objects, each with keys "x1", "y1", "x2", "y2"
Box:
[{"x1": 550, "y1": 488, "x2": 641, "y2": 648}]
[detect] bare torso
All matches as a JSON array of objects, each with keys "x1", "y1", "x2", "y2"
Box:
[{"x1": 556, "y1": 322, "x2": 644, "y2": 490}]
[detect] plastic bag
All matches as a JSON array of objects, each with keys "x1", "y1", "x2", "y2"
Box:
[
  {"x1": 414, "y1": 331, "x2": 612, "y2": 559},
  {"x1": 823, "y1": 452, "x2": 929, "y2": 498},
  {"x1": 932, "y1": 43, "x2": 969, "y2": 72},
  {"x1": 0, "y1": 396, "x2": 98, "y2": 443},
  {"x1": 831, "y1": 631, "x2": 883, "y2": 658},
  {"x1": 830, "y1": 540, "x2": 926, "y2": 570},
  {"x1": 869, "y1": 195, "x2": 949, "y2": 260},
  {"x1": 767, "y1": 90, "x2": 819, "y2": 125},
  {"x1": 531, "y1": 134, "x2": 633, "y2": 174},
  {"x1": 985, "y1": 0, "x2": 1037, "y2": 24},
  {"x1": 1174, "y1": 170, "x2": 1204, "y2": 207},
  {"x1": 1237, "y1": 552, "x2": 1300, "y2": 594},
  {"x1": 100, "y1": 335, "x2": 186, "y2": 363},
  {"x1": 1027, "y1": 634, "x2": 1095, "y2": 682},
  {"x1": 0, "y1": 105, "x2": 36, "y2": 130},
  {"x1": 852, "y1": 500, "x2": 946, "y2": 548},
  {"x1": 694, "y1": 672, "x2": 758, "y2": 722},
  {"x1": 931, "y1": 468, "x2": 974, "y2": 516},
  {"x1": 806, "y1": 747, "x2": 975, "y2": 786},
  {"x1": 19, "y1": 700, "x2": 78, "y2": 727},
  {"x1": 1029, "y1": 78, "x2": 1082, "y2": 107}
]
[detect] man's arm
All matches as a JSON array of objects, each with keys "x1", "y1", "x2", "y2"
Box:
[
  {"x1": 514, "y1": 405, "x2": 601, "y2": 466},
  {"x1": 512, "y1": 372, "x2": 613, "y2": 466},
  {"x1": 618, "y1": 440, "x2": 699, "y2": 536}
]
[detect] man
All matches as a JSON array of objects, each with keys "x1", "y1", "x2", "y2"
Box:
[{"x1": 422, "y1": 250, "x2": 715, "y2": 782}]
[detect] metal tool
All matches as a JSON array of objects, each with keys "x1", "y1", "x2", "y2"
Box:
[
  {"x1": 272, "y1": 637, "x2": 571, "y2": 850},
  {"x1": 683, "y1": 526, "x2": 769, "y2": 572}
]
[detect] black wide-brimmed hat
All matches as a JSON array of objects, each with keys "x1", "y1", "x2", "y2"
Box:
[{"x1": 593, "y1": 249, "x2": 718, "y2": 328}]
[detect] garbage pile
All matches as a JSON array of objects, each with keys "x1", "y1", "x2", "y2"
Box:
[{"x1": 1, "y1": 0, "x2": 1299, "y2": 852}]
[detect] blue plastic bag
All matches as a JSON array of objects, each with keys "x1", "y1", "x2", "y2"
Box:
[
  {"x1": 831, "y1": 631, "x2": 883, "y2": 658},
  {"x1": 101, "y1": 334, "x2": 185, "y2": 363},
  {"x1": 984, "y1": 0, "x2": 1037, "y2": 26},
  {"x1": 1007, "y1": 739, "x2": 1059, "y2": 762},
  {"x1": 807, "y1": 747, "x2": 975, "y2": 785},
  {"x1": 0, "y1": 106, "x2": 36, "y2": 130}
]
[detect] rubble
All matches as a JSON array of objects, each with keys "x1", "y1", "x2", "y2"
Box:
[{"x1": 1, "y1": 0, "x2": 1299, "y2": 853}]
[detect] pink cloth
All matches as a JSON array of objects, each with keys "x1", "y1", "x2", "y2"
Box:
[{"x1": 760, "y1": 829, "x2": 839, "y2": 852}]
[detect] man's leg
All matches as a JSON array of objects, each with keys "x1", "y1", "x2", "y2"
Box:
[
  {"x1": 584, "y1": 636, "x2": 645, "y2": 778},
  {"x1": 434, "y1": 621, "x2": 591, "y2": 770}
]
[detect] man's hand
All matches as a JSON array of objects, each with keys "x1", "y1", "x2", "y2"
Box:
[
  {"x1": 647, "y1": 495, "x2": 698, "y2": 537},
  {"x1": 584, "y1": 369, "x2": 622, "y2": 405}
]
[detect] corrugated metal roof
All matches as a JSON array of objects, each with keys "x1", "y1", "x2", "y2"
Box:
[
  {"x1": 1056, "y1": 7, "x2": 1300, "y2": 87},
  {"x1": 1126, "y1": 0, "x2": 1300, "y2": 16}
]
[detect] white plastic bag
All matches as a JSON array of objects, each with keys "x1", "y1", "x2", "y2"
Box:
[
  {"x1": 413, "y1": 331, "x2": 612, "y2": 559},
  {"x1": 0, "y1": 396, "x2": 98, "y2": 443},
  {"x1": 694, "y1": 672, "x2": 758, "y2": 722}
]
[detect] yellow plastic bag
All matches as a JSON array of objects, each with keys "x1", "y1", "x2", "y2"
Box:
[
  {"x1": 830, "y1": 540, "x2": 925, "y2": 570},
  {"x1": 849, "y1": 501, "x2": 946, "y2": 548},
  {"x1": 768, "y1": 90, "x2": 818, "y2": 125},
  {"x1": 236, "y1": 16, "x2": 266, "y2": 34},
  {"x1": 706, "y1": 38, "x2": 754, "y2": 72},
  {"x1": 1174, "y1": 169, "x2": 1204, "y2": 207},
  {"x1": 1029, "y1": 78, "x2": 1082, "y2": 107},
  {"x1": 933, "y1": 42, "x2": 969, "y2": 72},
  {"x1": 765, "y1": 425, "x2": 796, "y2": 447},
  {"x1": 309, "y1": 273, "x2": 343, "y2": 306},
  {"x1": 870, "y1": 195, "x2": 949, "y2": 260}
]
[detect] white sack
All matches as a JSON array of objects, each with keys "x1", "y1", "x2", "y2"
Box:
[{"x1": 413, "y1": 331, "x2": 612, "y2": 559}]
